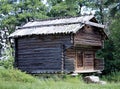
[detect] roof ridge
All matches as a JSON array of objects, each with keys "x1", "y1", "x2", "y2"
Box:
[
  {"x1": 21, "y1": 15, "x2": 94, "y2": 29},
  {"x1": 31, "y1": 15, "x2": 94, "y2": 22},
  {"x1": 19, "y1": 22, "x2": 83, "y2": 29}
]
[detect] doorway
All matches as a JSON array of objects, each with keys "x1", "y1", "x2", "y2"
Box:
[
  {"x1": 76, "y1": 51, "x2": 84, "y2": 70},
  {"x1": 76, "y1": 50, "x2": 94, "y2": 71}
]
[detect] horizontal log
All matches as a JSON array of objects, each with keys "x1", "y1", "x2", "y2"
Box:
[
  {"x1": 18, "y1": 59, "x2": 61, "y2": 63},
  {"x1": 18, "y1": 50, "x2": 61, "y2": 55},
  {"x1": 75, "y1": 41, "x2": 102, "y2": 46},
  {"x1": 30, "y1": 70, "x2": 62, "y2": 74},
  {"x1": 18, "y1": 37, "x2": 71, "y2": 45},
  {"x1": 18, "y1": 68, "x2": 62, "y2": 72},
  {"x1": 18, "y1": 43, "x2": 61, "y2": 49},
  {"x1": 18, "y1": 54, "x2": 61, "y2": 58},
  {"x1": 75, "y1": 39, "x2": 101, "y2": 44},
  {"x1": 18, "y1": 50, "x2": 61, "y2": 54},
  {"x1": 18, "y1": 45, "x2": 61, "y2": 50},
  {"x1": 18, "y1": 65, "x2": 62, "y2": 69},
  {"x1": 18, "y1": 63, "x2": 62, "y2": 67},
  {"x1": 18, "y1": 65, "x2": 61, "y2": 69},
  {"x1": 75, "y1": 31, "x2": 101, "y2": 37},
  {"x1": 74, "y1": 28, "x2": 102, "y2": 47},
  {"x1": 18, "y1": 35, "x2": 71, "y2": 41}
]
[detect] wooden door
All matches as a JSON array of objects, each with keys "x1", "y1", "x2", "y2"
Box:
[
  {"x1": 76, "y1": 50, "x2": 95, "y2": 70},
  {"x1": 76, "y1": 51, "x2": 84, "y2": 69},
  {"x1": 84, "y1": 51, "x2": 94, "y2": 70}
]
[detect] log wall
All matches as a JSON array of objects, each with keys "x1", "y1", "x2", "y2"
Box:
[
  {"x1": 15, "y1": 34, "x2": 72, "y2": 73},
  {"x1": 84, "y1": 51, "x2": 95, "y2": 70},
  {"x1": 74, "y1": 25, "x2": 102, "y2": 47},
  {"x1": 64, "y1": 48, "x2": 75, "y2": 73}
]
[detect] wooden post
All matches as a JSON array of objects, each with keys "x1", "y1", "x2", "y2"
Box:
[
  {"x1": 14, "y1": 38, "x2": 18, "y2": 68},
  {"x1": 61, "y1": 44, "x2": 65, "y2": 73}
]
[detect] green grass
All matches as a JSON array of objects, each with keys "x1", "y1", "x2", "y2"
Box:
[
  {"x1": 0, "y1": 69, "x2": 120, "y2": 89},
  {"x1": 0, "y1": 69, "x2": 36, "y2": 83}
]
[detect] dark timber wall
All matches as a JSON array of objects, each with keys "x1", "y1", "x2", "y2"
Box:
[
  {"x1": 73, "y1": 26, "x2": 103, "y2": 72},
  {"x1": 84, "y1": 51, "x2": 95, "y2": 70},
  {"x1": 15, "y1": 34, "x2": 72, "y2": 73},
  {"x1": 74, "y1": 25, "x2": 102, "y2": 47},
  {"x1": 64, "y1": 48, "x2": 75, "y2": 73}
]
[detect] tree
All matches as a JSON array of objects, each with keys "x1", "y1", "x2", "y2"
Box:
[
  {"x1": 0, "y1": 0, "x2": 48, "y2": 60},
  {"x1": 110, "y1": 13, "x2": 120, "y2": 71},
  {"x1": 0, "y1": 0, "x2": 48, "y2": 33},
  {"x1": 100, "y1": 0, "x2": 120, "y2": 74},
  {"x1": 47, "y1": 0, "x2": 79, "y2": 17},
  {"x1": 104, "y1": 0, "x2": 120, "y2": 17},
  {"x1": 47, "y1": 0, "x2": 63, "y2": 6}
]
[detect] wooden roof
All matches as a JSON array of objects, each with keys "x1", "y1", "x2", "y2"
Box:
[{"x1": 9, "y1": 15, "x2": 106, "y2": 38}]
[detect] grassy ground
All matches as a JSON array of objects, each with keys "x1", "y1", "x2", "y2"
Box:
[
  {"x1": 0, "y1": 69, "x2": 120, "y2": 89},
  {"x1": 0, "y1": 78, "x2": 120, "y2": 89}
]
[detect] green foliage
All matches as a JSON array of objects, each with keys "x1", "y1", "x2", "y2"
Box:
[
  {"x1": 0, "y1": 0, "x2": 48, "y2": 34},
  {"x1": 36, "y1": 74, "x2": 83, "y2": 83},
  {"x1": 110, "y1": 13, "x2": 120, "y2": 71},
  {"x1": 47, "y1": 1, "x2": 78, "y2": 17},
  {"x1": 104, "y1": 0, "x2": 120, "y2": 17},
  {"x1": 47, "y1": 0, "x2": 63, "y2": 6},
  {"x1": 102, "y1": 72, "x2": 120, "y2": 82},
  {"x1": 0, "y1": 45, "x2": 14, "y2": 69},
  {"x1": 0, "y1": 69, "x2": 36, "y2": 83},
  {"x1": 101, "y1": 13, "x2": 120, "y2": 74},
  {"x1": 101, "y1": 39, "x2": 115, "y2": 74},
  {"x1": 47, "y1": 0, "x2": 87, "y2": 17},
  {"x1": 0, "y1": 58, "x2": 13, "y2": 69},
  {"x1": 0, "y1": 0, "x2": 13, "y2": 15},
  {"x1": 0, "y1": 70, "x2": 120, "y2": 89}
]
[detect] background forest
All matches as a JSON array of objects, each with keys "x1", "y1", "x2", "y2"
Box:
[{"x1": 0, "y1": 0, "x2": 120, "y2": 75}]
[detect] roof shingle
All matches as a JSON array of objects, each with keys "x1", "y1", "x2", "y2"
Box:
[{"x1": 9, "y1": 15, "x2": 105, "y2": 38}]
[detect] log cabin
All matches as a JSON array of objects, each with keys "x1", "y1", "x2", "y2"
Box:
[{"x1": 9, "y1": 15, "x2": 107, "y2": 74}]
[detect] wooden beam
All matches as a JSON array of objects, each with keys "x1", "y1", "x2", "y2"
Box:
[{"x1": 83, "y1": 21, "x2": 105, "y2": 28}]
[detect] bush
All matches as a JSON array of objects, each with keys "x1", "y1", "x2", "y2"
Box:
[
  {"x1": 102, "y1": 72, "x2": 120, "y2": 82},
  {"x1": 0, "y1": 58, "x2": 14, "y2": 69},
  {"x1": 0, "y1": 45, "x2": 14, "y2": 69},
  {"x1": 0, "y1": 69, "x2": 37, "y2": 83}
]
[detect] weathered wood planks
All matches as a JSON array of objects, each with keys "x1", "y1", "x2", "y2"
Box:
[
  {"x1": 15, "y1": 34, "x2": 73, "y2": 73},
  {"x1": 64, "y1": 48, "x2": 75, "y2": 72},
  {"x1": 74, "y1": 26, "x2": 102, "y2": 47}
]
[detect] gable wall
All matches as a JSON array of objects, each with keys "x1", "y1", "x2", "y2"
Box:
[{"x1": 74, "y1": 25, "x2": 103, "y2": 47}]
